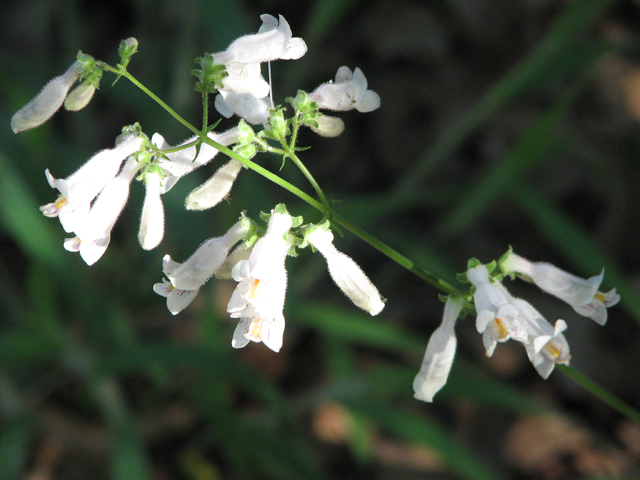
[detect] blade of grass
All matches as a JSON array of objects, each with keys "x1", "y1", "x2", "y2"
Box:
[
  {"x1": 393, "y1": 0, "x2": 619, "y2": 194},
  {"x1": 441, "y1": 60, "x2": 600, "y2": 234}
]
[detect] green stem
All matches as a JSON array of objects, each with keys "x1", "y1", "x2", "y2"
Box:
[
  {"x1": 285, "y1": 147, "x2": 330, "y2": 209},
  {"x1": 202, "y1": 92, "x2": 209, "y2": 131},
  {"x1": 557, "y1": 364, "x2": 640, "y2": 424}
]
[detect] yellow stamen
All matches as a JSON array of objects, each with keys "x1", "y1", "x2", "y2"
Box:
[
  {"x1": 494, "y1": 317, "x2": 509, "y2": 340},
  {"x1": 247, "y1": 279, "x2": 261, "y2": 300},
  {"x1": 594, "y1": 291, "x2": 606, "y2": 302},
  {"x1": 54, "y1": 195, "x2": 68, "y2": 211},
  {"x1": 246, "y1": 317, "x2": 264, "y2": 341}
]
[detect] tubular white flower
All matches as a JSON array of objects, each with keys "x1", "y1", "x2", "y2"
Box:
[
  {"x1": 308, "y1": 67, "x2": 381, "y2": 113},
  {"x1": 213, "y1": 14, "x2": 307, "y2": 65},
  {"x1": 306, "y1": 227, "x2": 385, "y2": 315},
  {"x1": 227, "y1": 212, "x2": 292, "y2": 333},
  {"x1": 219, "y1": 62, "x2": 270, "y2": 98},
  {"x1": 185, "y1": 159, "x2": 244, "y2": 211},
  {"x1": 214, "y1": 91, "x2": 270, "y2": 124},
  {"x1": 67, "y1": 157, "x2": 142, "y2": 265},
  {"x1": 153, "y1": 279, "x2": 200, "y2": 316},
  {"x1": 511, "y1": 298, "x2": 570, "y2": 379},
  {"x1": 11, "y1": 61, "x2": 84, "y2": 133},
  {"x1": 154, "y1": 128, "x2": 241, "y2": 193},
  {"x1": 232, "y1": 315, "x2": 285, "y2": 352},
  {"x1": 413, "y1": 297, "x2": 464, "y2": 402},
  {"x1": 467, "y1": 265, "x2": 528, "y2": 356},
  {"x1": 138, "y1": 172, "x2": 165, "y2": 250},
  {"x1": 163, "y1": 220, "x2": 249, "y2": 291},
  {"x1": 501, "y1": 252, "x2": 620, "y2": 325},
  {"x1": 40, "y1": 135, "x2": 144, "y2": 233}
]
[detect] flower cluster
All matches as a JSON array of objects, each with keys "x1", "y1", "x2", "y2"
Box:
[
  {"x1": 413, "y1": 252, "x2": 620, "y2": 402},
  {"x1": 153, "y1": 207, "x2": 385, "y2": 352}
]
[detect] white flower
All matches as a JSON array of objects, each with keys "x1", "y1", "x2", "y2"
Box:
[
  {"x1": 138, "y1": 171, "x2": 165, "y2": 250},
  {"x1": 231, "y1": 315, "x2": 285, "y2": 353},
  {"x1": 153, "y1": 279, "x2": 200, "y2": 316},
  {"x1": 64, "y1": 157, "x2": 142, "y2": 265},
  {"x1": 219, "y1": 62, "x2": 270, "y2": 98},
  {"x1": 163, "y1": 221, "x2": 249, "y2": 291},
  {"x1": 413, "y1": 297, "x2": 464, "y2": 402},
  {"x1": 214, "y1": 91, "x2": 270, "y2": 125},
  {"x1": 501, "y1": 252, "x2": 620, "y2": 325},
  {"x1": 227, "y1": 212, "x2": 292, "y2": 350},
  {"x1": 153, "y1": 221, "x2": 249, "y2": 315},
  {"x1": 306, "y1": 226, "x2": 385, "y2": 315},
  {"x1": 213, "y1": 14, "x2": 307, "y2": 65},
  {"x1": 467, "y1": 265, "x2": 528, "y2": 356},
  {"x1": 11, "y1": 61, "x2": 84, "y2": 133},
  {"x1": 40, "y1": 135, "x2": 144, "y2": 233},
  {"x1": 511, "y1": 298, "x2": 570, "y2": 379},
  {"x1": 154, "y1": 128, "x2": 241, "y2": 193},
  {"x1": 308, "y1": 67, "x2": 381, "y2": 113},
  {"x1": 185, "y1": 159, "x2": 244, "y2": 211}
]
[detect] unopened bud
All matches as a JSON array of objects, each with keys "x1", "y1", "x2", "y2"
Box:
[
  {"x1": 64, "y1": 83, "x2": 96, "y2": 111},
  {"x1": 310, "y1": 115, "x2": 345, "y2": 137},
  {"x1": 185, "y1": 159, "x2": 243, "y2": 211}
]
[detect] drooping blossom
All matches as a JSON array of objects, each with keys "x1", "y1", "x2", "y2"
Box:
[
  {"x1": 413, "y1": 297, "x2": 464, "y2": 402},
  {"x1": 227, "y1": 212, "x2": 293, "y2": 351},
  {"x1": 40, "y1": 135, "x2": 144, "y2": 234},
  {"x1": 306, "y1": 226, "x2": 385, "y2": 315},
  {"x1": 467, "y1": 264, "x2": 528, "y2": 356},
  {"x1": 308, "y1": 66, "x2": 380, "y2": 113},
  {"x1": 64, "y1": 157, "x2": 143, "y2": 265},
  {"x1": 501, "y1": 251, "x2": 620, "y2": 325}
]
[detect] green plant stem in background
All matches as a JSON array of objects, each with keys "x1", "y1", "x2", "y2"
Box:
[{"x1": 557, "y1": 365, "x2": 640, "y2": 425}]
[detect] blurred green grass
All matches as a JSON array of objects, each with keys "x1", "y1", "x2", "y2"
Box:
[{"x1": 1, "y1": 0, "x2": 639, "y2": 479}]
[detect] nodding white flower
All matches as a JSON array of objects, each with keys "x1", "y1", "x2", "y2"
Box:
[
  {"x1": 467, "y1": 265, "x2": 528, "y2": 356},
  {"x1": 413, "y1": 297, "x2": 464, "y2": 402},
  {"x1": 213, "y1": 14, "x2": 307, "y2": 65},
  {"x1": 65, "y1": 157, "x2": 142, "y2": 265},
  {"x1": 138, "y1": 171, "x2": 165, "y2": 250},
  {"x1": 11, "y1": 61, "x2": 84, "y2": 133},
  {"x1": 232, "y1": 315, "x2": 286, "y2": 352},
  {"x1": 306, "y1": 227, "x2": 385, "y2": 315},
  {"x1": 153, "y1": 279, "x2": 200, "y2": 316},
  {"x1": 163, "y1": 221, "x2": 249, "y2": 291},
  {"x1": 227, "y1": 212, "x2": 293, "y2": 348},
  {"x1": 219, "y1": 62, "x2": 270, "y2": 98},
  {"x1": 511, "y1": 298, "x2": 570, "y2": 379},
  {"x1": 309, "y1": 66, "x2": 381, "y2": 113},
  {"x1": 185, "y1": 159, "x2": 244, "y2": 211},
  {"x1": 154, "y1": 128, "x2": 241, "y2": 193},
  {"x1": 39, "y1": 135, "x2": 144, "y2": 233},
  {"x1": 214, "y1": 91, "x2": 270, "y2": 125},
  {"x1": 501, "y1": 252, "x2": 620, "y2": 325},
  {"x1": 153, "y1": 220, "x2": 249, "y2": 314}
]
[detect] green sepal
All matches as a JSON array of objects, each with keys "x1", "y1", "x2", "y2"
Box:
[{"x1": 193, "y1": 54, "x2": 227, "y2": 93}]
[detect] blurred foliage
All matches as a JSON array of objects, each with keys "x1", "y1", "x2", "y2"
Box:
[{"x1": 2, "y1": 0, "x2": 640, "y2": 479}]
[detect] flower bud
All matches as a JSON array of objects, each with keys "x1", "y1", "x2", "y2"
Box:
[
  {"x1": 309, "y1": 115, "x2": 345, "y2": 137},
  {"x1": 64, "y1": 82, "x2": 96, "y2": 111},
  {"x1": 11, "y1": 61, "x2": 84, "y2": 133},
  {"x1": 185, "y1": 159, "x2": 243, "y2": 211}
]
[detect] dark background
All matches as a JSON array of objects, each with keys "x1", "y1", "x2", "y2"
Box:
[{"x1": 1, "y1": 0, "x2": 640, "y2": 479}]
